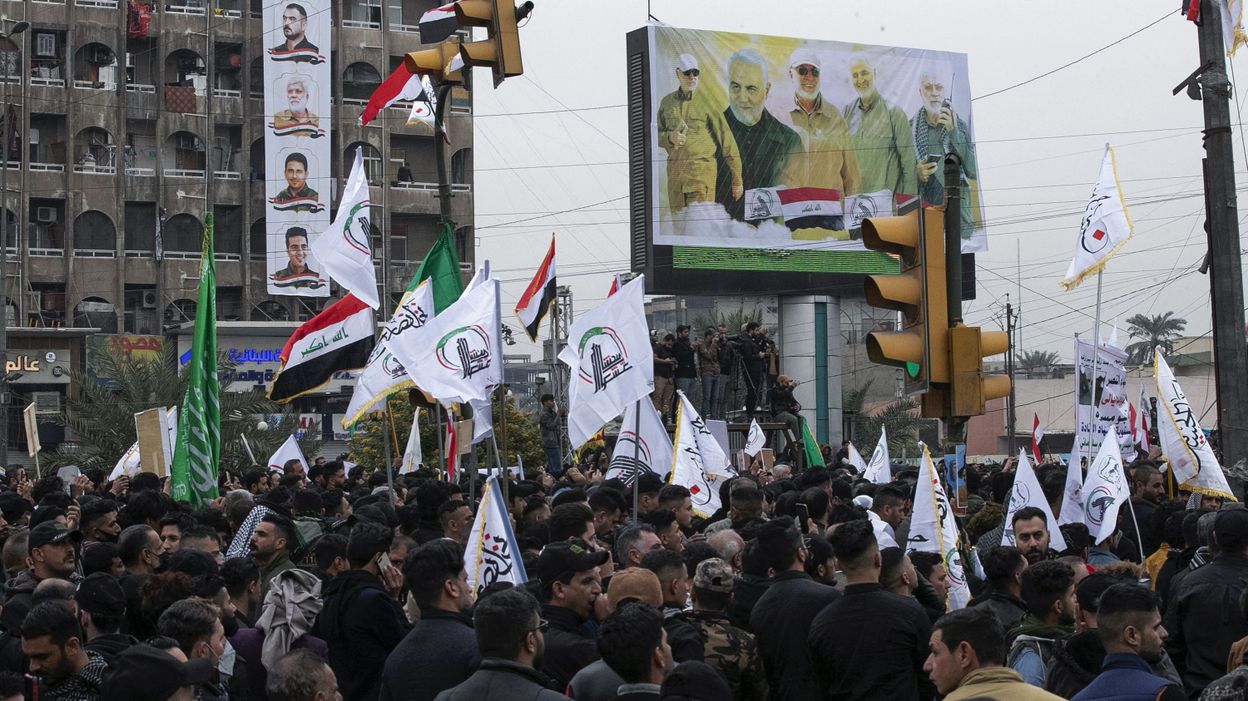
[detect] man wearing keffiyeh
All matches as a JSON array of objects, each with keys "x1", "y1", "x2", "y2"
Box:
[{"x1": 911, "y1": 65, "x2": 977, "y2": 235}]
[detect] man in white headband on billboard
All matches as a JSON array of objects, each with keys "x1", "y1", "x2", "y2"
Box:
[{"x1": 657, "y1": 52, "x2": 742, "y2": 214}]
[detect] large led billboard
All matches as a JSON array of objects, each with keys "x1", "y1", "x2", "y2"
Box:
[{"x1": 627, "y1": 26, "x2": 985, "y2": 295}]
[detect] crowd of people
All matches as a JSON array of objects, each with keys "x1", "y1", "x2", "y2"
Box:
[
  {"x1": 650, "y1": 321, "x2": 779, "y2": 424},
  {"x1": 0, "y1": 436, "x2": 1240, "y2": 701}
]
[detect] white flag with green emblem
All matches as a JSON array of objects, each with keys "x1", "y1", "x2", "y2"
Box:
[
  {"x1": 170, "y1": 213, "x2": 221, "y2": 506},
  {"x1": 312, "y1": 147, "x2": 379, "y2": 309},
  {"x1": 908, "y1": 445, "x2": 969, "y2": 609}
]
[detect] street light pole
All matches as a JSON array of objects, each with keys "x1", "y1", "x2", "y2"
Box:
[{"x1": 0, "y1": 19, "x2": 30, "y2": 468}]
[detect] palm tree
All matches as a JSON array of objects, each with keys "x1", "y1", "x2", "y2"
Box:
[
  {"x1": 843, "y1": 381, "x2": 921, "y2": 458},
  {"x1": 1018, "y1": 350, "x2": 1061, "y2": 375},
  {"x1": 49, "y1": 346, "x2": 315, "y2": 476},
  {"x1": 1125, "y1": 311, "x2": 1187, "y2": 366}
]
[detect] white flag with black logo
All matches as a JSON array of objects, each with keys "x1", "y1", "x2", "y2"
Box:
[
  {"x1": 1081, "y1": 431, "x2": 1132, "y2": 545},
  {"x1": 464, "y1": 475, "x2": 527, "y2": 597},
  {"x1": 1155, "y1": 349, "x2": 1235, "y2": 500},
  {"x1": 863, "y1": 428, "x2": 891, "y2": 484},
  {"x1": 745, "y1": 419, "x2": 766, "y2": 457},
  {"x1": 607, "y1": 400, "x2": 672, "y2": 484},
  {"x1": 1001, "y1": 450, "x2": 1067, "y2": 551},
  {"x1": 1061, "y1": 144, "x2": 1132, "y2": 290},
  {"x1": 907, "y1": 445, "x2": 969, "y2": 609},
  {"x1": 670, "y1": 392, "x2": 726, "y2": 518}
]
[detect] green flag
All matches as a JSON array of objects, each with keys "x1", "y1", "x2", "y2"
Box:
[
  {"x1": 170, "y1": 213, "x2": 220, "y2": 506},
  {"x1": 412, "y1": 223, "x2": 464, "y2": 313},
  {"x1": 801, "y1": 419, "x2": 826, "y2": 469}
]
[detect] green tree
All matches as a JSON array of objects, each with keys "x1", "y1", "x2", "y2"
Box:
[
  {"x1": 1018, "y1": 349, "x2": 1061, "y2": 374},
  {"x1": 1125, "y1": 311, "x2": 1187, "y2": 366},
  {"x1": 842, "y1": 380, "x2": 921, "y2": 459},
  {"x1": 690, "y1": 305, "x2": 763, "y2": 337},
  {"x1": 49, "y1": 346, "x2": 314, "y2": 477}
]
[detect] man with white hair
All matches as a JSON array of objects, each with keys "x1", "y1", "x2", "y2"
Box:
[
  {"x1": 717, "y1": 49, "x2": 800, "y2": 221},
  {"x1": 911, "y1": 66, "x2": 977, "y2": 231},
  {"x1": 272, "y1": 76, "x2": 319, "y2": 131},
  {"x1": 842, "y1": 54, "x2": 916, "y2": 196},
  {"x1": 657, "y1": 52, "x2": 743, "y2": 213},
  {"x1": 786, "y1": 47, "x2": 859, "y2": 197}
]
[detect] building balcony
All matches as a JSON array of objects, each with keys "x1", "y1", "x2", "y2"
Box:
[
  {"x1": 74, "y1": 248, "x2": 115, "y2": 258},
  {"x1": 73, "y1": 79, "x2": 117, "y2": 91},
  {"x1": 29, "y1": 162, "x2": 65, "y2": 173},
  {"x1": 73, "y1": 163, "x2": 116, "y2": 176},
  {"x1": 163, "y1": 168, "x2": 205, "y2": 179}
]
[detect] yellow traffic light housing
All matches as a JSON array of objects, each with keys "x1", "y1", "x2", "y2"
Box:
[
  {"x1": 948, "y1": 325, "x2": 1010, "y2": 417},
  {"x1": 455, "y1": 0, "x2": 532, "y2": 87},
  {"x1": 862, "y1": 208, "x2": 949, "y2": 406},
  {"x1": 404, "y1": 35, "x2": 463, "y2": 84}
]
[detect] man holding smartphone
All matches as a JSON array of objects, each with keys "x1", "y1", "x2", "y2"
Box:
[{"x1": 912, "y1": 66, "x2": 977, "y2": 236}]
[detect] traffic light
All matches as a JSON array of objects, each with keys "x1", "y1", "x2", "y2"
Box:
[
  {"x1": 454, "y1": 0, "x2": 534, "y2": 87},
  {"x1": 862, "y1": 207, "x2": 949, "y2": 412},
  {"x1": 404, "y1": 35, "x2": 464, "y2": 84},
  {"x1": 948, "y1": 325, "x2": 1011, "y2": 417}
]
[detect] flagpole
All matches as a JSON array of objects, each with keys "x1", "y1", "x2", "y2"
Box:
[
  {"x1": 1124, "y1": 497, "x2": 1147, "y2": 564},
  {"x1": 1088, "y1": 270, "x2": 1103, "y2": 464},
  {"x1": 384, "y1": 403, "x2": 397, "y2": 497},
  {"x1": 436, "y1": 404, "x2": 446, "y2": 481},
  {"x1": 632, "y1": 398, "x2": 642, "y2": 523}
]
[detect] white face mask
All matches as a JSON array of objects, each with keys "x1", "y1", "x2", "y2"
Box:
[{"x1": 218, "y1": 640, "x2": 236, "y2": 678}]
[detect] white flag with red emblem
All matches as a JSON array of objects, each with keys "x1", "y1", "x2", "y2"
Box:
[{"x1": 1061, "y1": 144, "x2": 1133, "y2": 290}]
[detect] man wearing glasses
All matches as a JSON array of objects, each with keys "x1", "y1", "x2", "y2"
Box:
[
  {"x1": 785, "y1": 47, "x2": 859, "y2": 200},
  {"x1": 657, "y1": 53, "x2": 742, "y2": 214}
]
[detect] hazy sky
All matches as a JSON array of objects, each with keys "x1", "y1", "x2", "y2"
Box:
[{"x1": 469, "y1": 0, "x2": 1234, "y2": 363}]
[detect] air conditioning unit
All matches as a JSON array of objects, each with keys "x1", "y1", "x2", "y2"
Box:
[
  {"x1": 23, "y1": 291, "x2": 39, "y2": 311},
  {"x1": 141, "y1": 290, "x2": 157, "y2": 309},
  {"x1": 125, "y1": 52, "x2": 135, "y2": 69},
  {"x1": 176, "y1": 135, "x2": 200, "y2": 151},
  {"x1": 87, "y1": 46, "x2": 114, "y2": 66},
  {"x1": 34, "y1": 207, "x2": 56, "y2": 223},
  {"x1": 31, "y1": 391, "x2": 60, "y2": 415}
]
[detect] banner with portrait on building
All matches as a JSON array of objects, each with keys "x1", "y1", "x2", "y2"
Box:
[
  {"x1": 1074, "y1": 338, "x2": 1134, "y2": 465},
  {"x1": 264, "y1": 0, "x2": 331, "y2": 297},
  {"x1": 645, "y1": 26, "x2": 987, "y2": 256}
]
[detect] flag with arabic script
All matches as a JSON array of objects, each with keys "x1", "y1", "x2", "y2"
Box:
[
  {"x1": 907, "y1": 445, "x2": 969, "y2": 610},
  {"x1": 464, "y1": 474, "x2": 527, "y2": 598},
  {"x1": 1061, "y1": 145, "x2": 1133, "y2": 290},
  {"x1": 1155, "y1": 349, "x2": 1235, "y2": 499}
]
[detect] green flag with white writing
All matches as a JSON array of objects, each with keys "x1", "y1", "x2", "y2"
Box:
[
  {"x1": 411, "y1": 223, "x2": 464, "y2": 313},
  {"x1": 170, "y1": 213, "x2": 220, "y2": 506}
]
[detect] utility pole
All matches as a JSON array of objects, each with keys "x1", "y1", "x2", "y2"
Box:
[
  {"x1": 944, "y1": 154, "x2": 966, "y2": 448},
  {"x1": 1006, "y1": 299, "x2": 1016, "y2": 457},
  {"x1": 1195, "y1": 0, "x2": 1248, "y2": 474}
]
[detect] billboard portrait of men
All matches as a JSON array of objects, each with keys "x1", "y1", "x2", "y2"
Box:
[
  {"x1": 911, "y1": 65, "x2": 977, "y2": 224},
  {"x1": 273, "y1": 227, "x2": 318, "y2": 280},
  {"x1": 272, "y1": 152, "x2": 319, "y2": 203},
  {"x1": 842, "y1": 54, "x2": 916, "y2": 197},
  {"x1": 784, "y1": 48, "x2": 859, "y2": 197},
  {"x1": 272, "y1": 77, "x2": 319, "y2": 131},
  {"x1": 269, "y1": 3, "x2": 322, "y2": 62},
  {"x1": 716, "y1": 49, "x2": 801, "y2": 222},
  {"x1": 657, "y1": 53, "x2": 743, "y2": 213}
]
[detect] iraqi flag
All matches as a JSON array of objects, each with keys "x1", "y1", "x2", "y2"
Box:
[
  {"x1": 419, "y1": 2, "x2": 459, "y2": 44},
  {"x1": 268, "y1": 295, "x2": 376, "y2": 403},
  {"x1": 514, "y1": 236, "x2": 555, "y2": 342},
  {"x1": 360, "y1": 64, "x2": 429, "y2": 127},
  {"x1": 1031, "y1": 414, "x2": 1044, "y2": 464},
  {"x1": 778, "y1": 187, "x2": 843, "y2": 231}
]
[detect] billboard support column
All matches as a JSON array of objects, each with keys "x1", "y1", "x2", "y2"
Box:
[{"x1": 778, "y1": 296, "x2": 841, "y2": 450}]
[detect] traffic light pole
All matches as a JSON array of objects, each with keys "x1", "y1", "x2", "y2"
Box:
[
  {"x1": 1195, "y1": 0, "x2": 1248, "y2": 477},
  {"x1": 944, "y1": 155, "x2": 967, "y2": 446}
]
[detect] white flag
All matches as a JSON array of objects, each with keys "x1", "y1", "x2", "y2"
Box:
[
  {"x1": 407, "y1": 75, "x2": 437, "y2": 129},
  {"x1": 607, "y1": 400, "x2": 673, "y2": 484},
  {"x1": 1061, "y1": 144, "x2": 1133, "y2": 290},
  {"x1": 1137, "y1": 385, "x2": 1152, "y2": 453},
  {"x1": 1002, "y1": 450, "x2": 1067, "y2": 551},
  {"x1": 557, "y1": 275, "x2": 654, "y2": 448},
  {"x1": 1058, "y1": 437, "x2": 1085, "y2": 526},
  {"x1": 392, "y1": 265, "x2": 502, "y2": 406},
  {"x1": 907, "y1": 445, "x2": 970, "y2": 610},
  {"x1": 401, "y1": 409, "x2": 422, "y2": 474},
  {"x1": 846, "y1": 442, "x2": 867, "y2": 474},
  {"x1": 267, "y1": 435, "x2": 308, "y2": 473},
  {"x1": 464, "y1": 475, "x2": 528, "y2": 598},
  {"x1": 670, "y1": 392, "x2": 728, "y2": 518},
  {"x1": 469, "y1": 397, "x2": 493, "y2": 445},
  {"x1": 111, "y1": 407, "x2": 177, "y2": 480},
  {"x1": 1082, "y1": 431, "x2": 1132, "y2": 545},
  {"x1": 1154, "y1": 349, "x2": 1235, "y2": 500},
  {"x1": 863, "y1": 428, "x2": 891, "y2": 484},
  {"x1": 675, "y1": 391, "x2": 731, "y2": 477},
  {"x1": 341, "y1": 281, "x2": 435, "y2": 427},
  {"x1": 744, "y1": 419, "x2": 766, "y2": 457},
  {"x1": 312, "y1": 147, "x2": 379, "y2": 309}
]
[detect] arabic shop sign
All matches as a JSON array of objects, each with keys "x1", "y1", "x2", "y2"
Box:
[
  {"x1": 178, "y1": 335, "x2": 360, "y2": 394},
  {"x1": 6, "y1": 350, "x2": 70, "y2": 384}
]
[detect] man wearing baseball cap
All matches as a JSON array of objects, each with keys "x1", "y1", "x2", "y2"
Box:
[
  {"x1": 4, "y1": 521, "x2": 82, "y2": 628},
  {"x1": 688, "y1": 558, "x2": 766, "y2": 700},
  {"x1": 76, "y1": 573, "x2": 136, "y2": 664},
  {"x1": 657, "y1": 52, "x2": 742, "y2": 214},
  {"x1": 537, "y1": 538, "x2": 608, "y2": 690},
  {"x1": 786, "y1": 47, "x2": 859, "y2": 200}
]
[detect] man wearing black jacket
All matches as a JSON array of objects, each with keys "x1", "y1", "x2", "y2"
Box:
[
  {"x1": 736, "y1": 323, "x2": 766, "y2": 417},
  {"x1": 673, "y1": 325, "x2": 698, "y2": 401},
  {"x1": 809, "y1": 519, "x2": 934, "y2": 700},
  {"x1": 1164, "y1": 508, "x2": 1248, "y2": 696},
  {"x1": 316, "y1": 521, "x2": 410, "y2": 701},
  {"x1": 968, "y1": 545, "x2": 1029, "y2": 632},
  {"x1": 749, "y1": 517, "x2": 840, "y2": 700},
  {"x1": 380, "y1": 540, "x2": 478, "y2": 701},
  {"x1": 640, "y1": 549, "x2": 703, "y2": 663},
  {"x1": 538, "y1": 538, "x2": 608, "y2": 690}
]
